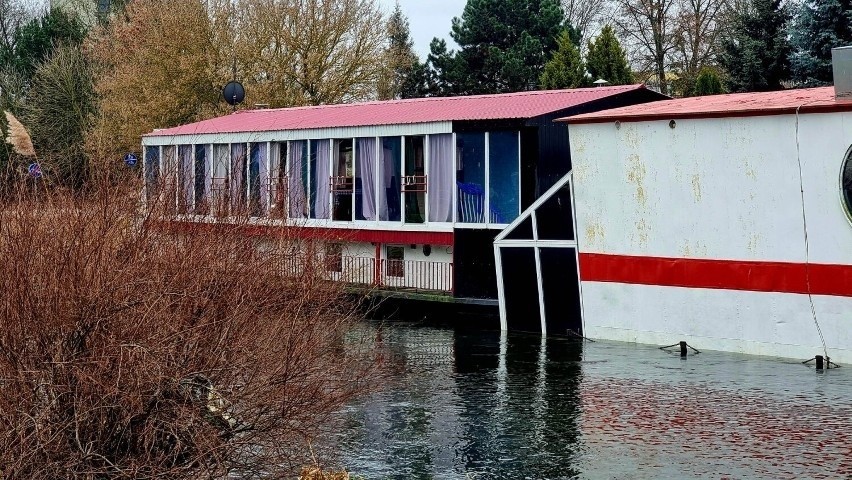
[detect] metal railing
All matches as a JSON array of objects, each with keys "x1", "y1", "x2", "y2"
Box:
[{"x1": 274, "y1": 255, "x2": 453, "y2": 293}]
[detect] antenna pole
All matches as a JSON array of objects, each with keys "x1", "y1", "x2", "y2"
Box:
[{"x1": 232, "y1": 58, "x2": 237, "y2": 112}]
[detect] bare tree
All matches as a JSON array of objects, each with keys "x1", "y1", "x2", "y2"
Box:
[
  {"x1": 562, "y1": 0, "x2": 610, "y2": 41},
  {"x1": 611, "y1": 0, "x2": 679, "y2": 95},
  {"x1": 0, "y1": 174, "x2": 383, "y2": 477},
  {"x1": 227, "y1": 0, "x2": 386, "y2": 106},
  {"x1": 671, "y1": 0, "x2": 726, "y2": 93},
  {"x1": 0, "y1": 0, "x2": 31, "y2": 55}
]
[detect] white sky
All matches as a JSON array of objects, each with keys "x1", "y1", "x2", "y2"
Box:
[{"x1": 376, "y1": 0, "x2": 463, "y2": 60}]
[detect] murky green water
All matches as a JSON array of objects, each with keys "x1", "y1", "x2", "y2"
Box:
[{"x1": 336, "y1": 323, "x2": 852, "y2": 479}]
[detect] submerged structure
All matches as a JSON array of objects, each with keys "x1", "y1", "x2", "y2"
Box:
[{"x1": 141, "y1": 85, "x2": 663, "y2": 305}]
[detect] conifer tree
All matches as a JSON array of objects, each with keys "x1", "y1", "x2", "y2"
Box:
[
  {"x1": 718, "y1": 0, "x2": 790, "y2": 92},
  {"x1": 585, "y1": 25, "x2": 633, "y2": 85},
  {"x1": 693, "y1": 67, "x2": 724, "y2": 95},
  {"x1": 789, "y1": 0, "x2": 852, "y2": 86},
  {"x1": 428, "y1": 0, "x2": 564, "y2": 95},
  {"x1": 540, "y1": 28, "x2": 586, "y2": 89},
  {"x1": 378, "y1": 2, "x2": 427, "y2": 99}
]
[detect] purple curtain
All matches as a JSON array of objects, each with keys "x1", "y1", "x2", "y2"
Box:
[
  {"x1": 289, "y1": 141, "x2": 306, "y2": 218},
  {"x1": 230, "y1": 143, "x2": 246, "y2": 211},
  {"x1": 357, "y1": 137, "x2": 376, "y2": 221},
  {"x1": 178, "y1": 145, "x2": 193, "y2": 209},
  {"x1": 313, "y1": 139, "x2": 330, "y2": 219},
  {"x1": 256, "y1": 143, "x2": 269, "y2": 214},
  {"x1": 428, "y1": 134, "x2": 453, "y2": 222}
]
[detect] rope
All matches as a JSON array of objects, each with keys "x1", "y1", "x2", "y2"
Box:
[{"x1": 795, "y1": 103, "x2": 829, "y2": 361}]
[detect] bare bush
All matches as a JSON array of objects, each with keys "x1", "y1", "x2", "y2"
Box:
[{"x1": 0, "y1": 177, "x2": 379, "y2": 478}]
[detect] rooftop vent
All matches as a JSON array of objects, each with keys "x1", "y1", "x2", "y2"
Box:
[{"x1": 832, "y1": 46, "x2": 852, "y2": 100}]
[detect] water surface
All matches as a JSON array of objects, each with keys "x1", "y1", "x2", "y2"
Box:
[{"x1": 337, "y1": 324, "x2": 852, "y2": 479}]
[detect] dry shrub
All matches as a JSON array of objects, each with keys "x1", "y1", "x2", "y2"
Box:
[{"x1": 0, "y1": 177, "x2": 379, "y2": 478}]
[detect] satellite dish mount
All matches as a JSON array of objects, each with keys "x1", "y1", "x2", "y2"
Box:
[{"x1": 223, "y1": 59, "x2": 245, "y2": 111}]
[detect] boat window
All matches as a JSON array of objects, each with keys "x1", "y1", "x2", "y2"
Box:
[
  {"x1": 325, "y1": 243, "x2": 343, "y2": 273},
  {"x1": 456, "y1": 132, "x2": 486, "y2": 223},
  {"x1": 332, "y1": 139, "x2": 354, "y2": 221},
  {"x1": 843, "y1": 147, "x2": 852, "y2": 221},
  {"x1": 404, "y1": 135, "x2": 426, "y2": 223},
  {"x1": 144, "y1": 145, "x2": 159, "y2": 203},
  {"x1": 386, "y1": 245, "x2": 404, "y2": 277},
  {"x1": 379, "y1": 137, "x2": 402, "y2": 222},
  {"x1": 194, "y1": 144, "x2": 210, "y2": 215},
  {"x1": 488, "y1": 131, "x2": 520, "y2": 224}
]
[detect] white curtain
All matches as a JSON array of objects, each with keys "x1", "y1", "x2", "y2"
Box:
[
  {"x1": 357, "y1": 137, "x2": 376, "y2": 221},
  {"x1": 289, "y1": 141, "x2": 306, "y2": 218},
  {"x1": 313, "y1": 139, "x2": 330, "y2": 219},
  {"x1": 230, "y1": 143, "x2": 246, "y2": 211},
  {"x1": 428, "y1": 134, "x2": 453, "y2": 222}
]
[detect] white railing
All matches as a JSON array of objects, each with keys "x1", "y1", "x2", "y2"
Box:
[{"x1": 275, "y1": 255, "x2": 453, "y2": 293}]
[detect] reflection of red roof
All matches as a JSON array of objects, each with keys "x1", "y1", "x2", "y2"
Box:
[
  {"x1": 145, "y1": 85, "x2": 649, "y2": 137},
  {"x1": 563, "y1": 86, "x2": 852, "y2": 124}
]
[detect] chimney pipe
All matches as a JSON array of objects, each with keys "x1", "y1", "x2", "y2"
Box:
[{"x1": 832, "y1": 46, "x2": 852, "y2": 100}]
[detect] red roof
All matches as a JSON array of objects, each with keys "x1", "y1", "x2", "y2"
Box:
[
  {"x1": 145, "y1": 85, "x2": 648, "y2": 137},
  {"x1": 563, "y1": 86, "x2": 852, "y2": 124}
]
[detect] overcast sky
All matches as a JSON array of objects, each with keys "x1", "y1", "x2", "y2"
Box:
[{"x1": 376, "y1": 0, "x2": 463, "y2": 60}]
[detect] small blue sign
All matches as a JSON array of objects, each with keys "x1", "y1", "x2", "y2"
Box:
[
  {"x1": 28, "y1": 163, "x2": 42, "y2": 178},
  {"x1": 124, "y1": 153, "x2": 138, "y2": 167}
]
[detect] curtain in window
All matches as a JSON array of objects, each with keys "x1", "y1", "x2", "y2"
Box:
[
  {"x1": 428, "y1": 134, "x2": 453, "y2": 222},
  {"x1": 230, "y1": 143, "x2": 246, "y2": 212},
  {"x1": 357, "y1": 137, "x2": 376, "y2": 221},
  {"x1": 313, "y1": 139, "x2": 330, "y2": 219},
  {"x1": 289, "y1": 141, "x2": 306, "y2": 218}
]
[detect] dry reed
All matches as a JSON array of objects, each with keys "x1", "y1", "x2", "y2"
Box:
[{"x1": 4, "y1": 111, "x2": 36, "y2": 157}]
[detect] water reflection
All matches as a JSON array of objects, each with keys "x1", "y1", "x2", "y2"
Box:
[{"x1": 337, "y1": 324, "x2": 852, "y2": 479}]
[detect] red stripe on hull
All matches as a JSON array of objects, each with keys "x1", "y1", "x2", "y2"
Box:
[{"x1": 578, "y1": 253, "x2": 852, "y2": 297}]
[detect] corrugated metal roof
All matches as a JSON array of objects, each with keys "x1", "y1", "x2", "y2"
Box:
[
  {"x1": 562, "y1": 87, "x2": 852, "y2": 124},
  {"x1": 145, "y1": 85, "x2": 647, "y2": 137}
]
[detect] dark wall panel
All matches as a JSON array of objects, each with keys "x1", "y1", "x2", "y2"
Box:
[
  {"x1": 539, "y1": 248, "x2": 582, "y2": 337},
  {"x1": 526, "y1": 89, "x2": 668, "y2": 198},
  {"x1": 520, "y1": 127, "x2": 539, "y2": 211},
  {"x1": 454, "y1": 229, "x2": 498, "y2": 299},
  {"x1": 536, "y1": 183, "x2": 575, "y2": 241},
  {"x1": 500, "y1": 247, "x2": 541, "y2": 333}
]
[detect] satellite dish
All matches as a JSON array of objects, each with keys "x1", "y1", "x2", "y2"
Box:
[{"x1": 222, "y1": 81, "x2": 245, "y2": 106}]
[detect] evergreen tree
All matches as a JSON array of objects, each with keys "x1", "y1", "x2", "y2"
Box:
[
  {"x1": 378, "y1": 2, "x2": 426, "y2": 99},
  {"x1": 3, "y1": 8, "x2": 86, "y2": 79},
  {"x1": 23, "y1": 45, "x2": 96, "y2": 188},
  {"x1": 718, "y1": 0, "x2": 790, "y2": 92},
  {"x1": 789, "y1": 0, "x2": 852, "y2": 86},
  {"x1": 425, "y1": 38, "x2": 465, "y2": 96},
  {"x1": 429, "y1": 0, "x2": 564, "y2": 95},
  {"x1": 585, "y1": 25, "x2": 634, "y2": 85},
  {"x1": 693, "y1": 67, "x2": 724, "y2": 95},
  {"x1": 540, "y1": 28, "x2": 586, "y2": 89}
]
